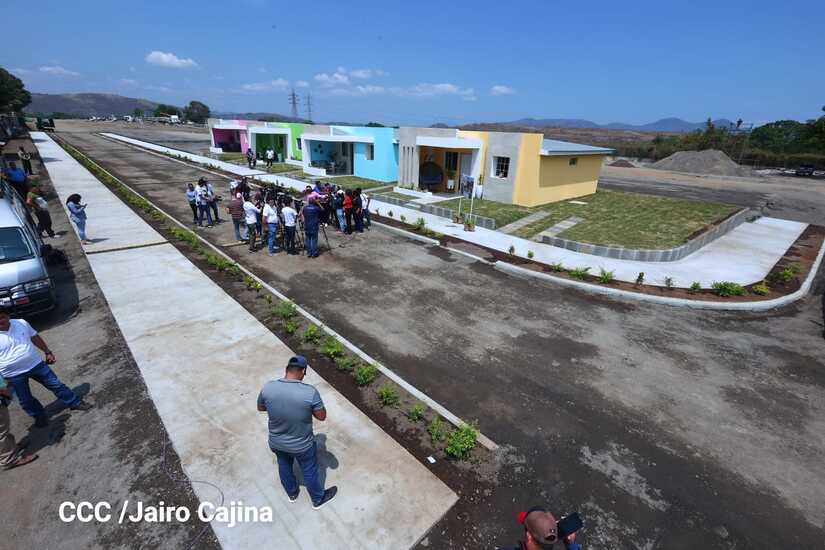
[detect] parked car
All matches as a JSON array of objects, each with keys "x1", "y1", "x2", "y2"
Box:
[
  {"x1": 795, "y1": 164, "x2": 815, "y2": 177},
  {"x1": 0, "y1": 181, "x2": 57, "y2": 316}
]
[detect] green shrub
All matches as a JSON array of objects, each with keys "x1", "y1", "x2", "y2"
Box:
[
  {"x1": 598, "y1": 268, "x2": 614, "y2": 284},
  {"x1": 664, "y1": 277, "x2": 674, "y2": 289},
  {"x1": 399, "y1": 214, "x2": 406, "y2": 223},
  {"x1": 752, "y1": 281, "x2": 770, "y2": 296},
  {"x1": 302, "y1": 324, "x2": 322, "y2": 344},
  {"x1": 376, "y1": 384, "x2": 400, "y2": 407},
  {"x1": 527, "y1": 250, "x2": 534, "y2": 259},
  {"x1": 569, "y1": 267, "x2": 590, "y2": 280},
  {"x1": 407, "y1": 403, "x2": 425, "y2": 422},
  {"x1": 284, "y1": 319, "x2": 299, "y2": 335},
  {"x1": 388, "y1": 210, "x2": 393, "y2": 218},
  {"x1": 689, "y1": 281, "x2": 702, "y2": 293},
  {"x1": 273, "y1": 301, "x2": 298, "y2": 320},
  {"x1": 428, "y1": 416, "x2": 449, "y2": 443},
  {"x1": 548, "y1": 262, "x2": 564, "y2": 272},
  {"x1": 319, "y1": 336, "x2": 344, "y2": 359},
  {"x1": 712, "y1": 281, "x2": 745, "y2": 297},
  {"x1": 508, "y1": 244, "x2": 515, "y2": 255},
  {"x1": 770, "y1": 263, "x2": 802, "y2": 284},
  {"x1": 445, "y1": 422, "x2": 478, "y2": 459},
  {"x1": 354, "y1": 364, "x2": 379, "y2": 386},
  {"x1": 334, "y1": 355, "x2": 358, "y2": 372},
  {"x1": 415, "y1": 217, "x2": 426, "y2": 230},
  {"x1": 635, "y1": 272, "x2": 645, "y2": 286}
]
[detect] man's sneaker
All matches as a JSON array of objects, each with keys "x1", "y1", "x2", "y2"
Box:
[
  {"x1": 33, "y1": 415, "x2": 49, "y2": 428},
  {"x1": 312, "y1": 486, "x2": 338, "y2": 510},
  {"x1": 70, "y1": 401, "x2": 93, "y2": 412},
  {"x1": 287, "y1": 489, "x2": 300, "y2": 503}
]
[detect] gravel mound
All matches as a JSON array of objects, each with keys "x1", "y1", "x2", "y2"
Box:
[
  {"x1": 652, "y1": 149, "x2": 750, "y2": 177},
  {"x1": 609, "y1": 159, "x2": 636, "y2": 168}
]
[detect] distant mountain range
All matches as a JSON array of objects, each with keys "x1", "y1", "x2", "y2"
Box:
[
  {"x1": 504, "y1": 117, "x2": 736, "y2": 133},
  {"x1": 26, "y1": 93, "x2": 159, "y2": 117},
  {"x1": 212, "y1": 112, "x2": 308, "y2": 123}
]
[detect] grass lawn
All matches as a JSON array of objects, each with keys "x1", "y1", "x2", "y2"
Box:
[
  {"x1": 435, "y1": 197, "x2": 535, "y2": 227},
  {"x1": 440, "y1": 190, "x2": 738, "y2": 249},
  {"x1": 318, "y1": 176, "x2": 394, "y2": 190},
  {"x1": 375, "y1": 191, "x2": 417, "y2": 201}
]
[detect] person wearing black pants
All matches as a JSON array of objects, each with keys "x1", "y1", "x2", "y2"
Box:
[
  {"x1": 353, "y1": 188, "x2": 364, "y2": 233},
  {"x1": 186, "y1": 183, "x2": 198, "y2": 224},
  {"x1": 344, "y1": 189, "x2": 353, "y2": 234}
]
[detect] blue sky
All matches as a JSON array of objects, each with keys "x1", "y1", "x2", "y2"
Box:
[{"x1": 3, "y1": 0, "x2": 823, "y2": 126}]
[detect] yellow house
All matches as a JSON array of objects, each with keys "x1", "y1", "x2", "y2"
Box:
[{"x1": 397, "y1": 127, "x2": 612, "y2": 207}]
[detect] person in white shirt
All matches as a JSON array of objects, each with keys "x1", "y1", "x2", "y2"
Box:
[
  {"x1": 361, "y1": 191, "x2": 371, "y2": 229},
  {"x1": 0, "y1": 307, "x2": 92, "y2": 429},
  {"x1": 243, "y1": 198, "x2": 262, "y2": 252},
  {"x1": 195, "y1": 179, "x2": 214, "y2": 227},
  {"x1": 281, "y1": 198, "x2": 298, "y2": 255},
  {"x1": 262, "y1": 196, "x2": 281, "y2": 255},
  {"x1": 265, "y1": 147, "x2": 275, "y2": 168}
]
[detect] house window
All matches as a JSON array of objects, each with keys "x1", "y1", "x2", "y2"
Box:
[
  {"x1": 494, "y1": 156, "x2": 510, "y2": 178},
  {"x1": 297, "y1": 140, "x2": 302, "y2": 150},
  {"x1": 366, "y1": 144, "x2": 374, "y2": 160},
  {"x1": 569, "y1": 157, "x2": 578, "y2": 166},
  {"x1": 445, "y1": 151, "x2": 458, "y2": 171}
]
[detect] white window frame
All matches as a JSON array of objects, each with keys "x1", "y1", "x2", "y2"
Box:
[
  {"x1": 493, "y1": 156, "x2": 510, "y2": 179},
  {"x1": 366, "y1": 143, "x2": 374, "y2": 161}
]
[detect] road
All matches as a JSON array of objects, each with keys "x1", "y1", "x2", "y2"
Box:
[{"x1": 55, "y1": 121, "x2": 825, "y2": 549}]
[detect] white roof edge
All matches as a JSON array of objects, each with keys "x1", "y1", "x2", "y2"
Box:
[
  {"x1": 249, "y1": 126, "x2": 291, "y2": 134},
  {"x1": 416, "y1": 136, "x2": 483, "y2": 149},
  {"x1": 540, "y1": 149, "x2": 613, "y2": 156},
  {"x1": 302, "y1": 133, "x2": 374, "y2": 143},
  {"x1": 212, "y1": 124, "x2": 246, "y2": 130}
]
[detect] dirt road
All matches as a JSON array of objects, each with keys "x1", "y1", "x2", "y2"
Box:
[{"x1": 54, "y1": 121, "x2": 825, "y2": 549}]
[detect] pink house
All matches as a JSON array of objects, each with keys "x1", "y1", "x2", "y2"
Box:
[{"x1": 208, "y1": 119, "x2": 257, "y2": 153}]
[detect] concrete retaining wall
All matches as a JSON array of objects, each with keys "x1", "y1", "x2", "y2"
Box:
[
  {"x1": 419, "y1": 204, "x2": 497, "y2": 230},
  {"x1": 541, "y1": 208, "x2": 755, "y2": 262}
]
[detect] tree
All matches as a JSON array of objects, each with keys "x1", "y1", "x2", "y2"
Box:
[
  {"x1": 0, "y1": 68, "x2": 31, "y2": 113},
  {"x1": 184, "y1": 100, "x2": 210, "y2": 124},
  {"x1": 153, "y1": 104, "x2": 180, "y2": 117},
  {"x1": 365, "y1": 121, "x2": 385, "y2": 127},
  {"x1": 132, "y1": 108, "x2": 143, "y2": 119}
]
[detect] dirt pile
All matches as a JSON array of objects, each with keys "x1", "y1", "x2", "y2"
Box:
[
  {"x1": 609, "y1": 159, "x2": 636, "y2": 168},
  {"x1": 652, "y1": 149, "x2": 750, "y2": 177}
]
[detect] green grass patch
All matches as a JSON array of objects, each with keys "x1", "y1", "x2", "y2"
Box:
[
  {"x1": 302, "y1": 324, "x2": 322, "y2": 344},
  {"x1": 428, "y1": 417, "x2": 449, "y2": 443},
  {"x1": 435, "y1": 197, "x2": 535, "y2": 228},
  {"x1": 376, "y1": 384, "x2": 400, "y2": 407},
  {"x1": 319, "y1": 337, "x2": 344, "y2": 359},
  {"x1": 445, "y1": 422, "x2": 478, "y2": 459},
  {"x1": 375, "y1": 191, "x2": 416, "y2": 202},
  {"x1": 354, "y1": 364, "x2": 379, "y2": 386},
  {"x1": 712, "y1": 281, "x2": 745, "y2": 297},
  {"x1": 407, "y1": 403, "x2": 425, "y2": 422},
  {"x1": 318, "y1": 176, "x2": 392, "y2": 190},
  {"x1": 272, "y1": 301, "x2": 298, "y2": 320},
  {"x1": 334, "y1": 355, "x2": 358, "y2": 372}
]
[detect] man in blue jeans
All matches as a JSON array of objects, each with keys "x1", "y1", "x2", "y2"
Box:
[
  {"x1": 257, "y1": 355, "x2": 337, "y2": 509},
  {"x1": 300, "y1": 197, "x2": 322, "y2": 258},
  {"x1": 0, "y1": 307, "x2": 92, "y2": 428}
]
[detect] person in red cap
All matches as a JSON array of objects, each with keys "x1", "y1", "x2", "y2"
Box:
[{"x1": 499, "y1": 506, "x2": 581, "y2": 550}]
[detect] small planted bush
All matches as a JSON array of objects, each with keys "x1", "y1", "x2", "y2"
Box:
[
  {"x1": 751, "y1": 281, "x2": 770, "y2": 296},
  {"x1": 548, "y1": 262, "x2": 564, "y2": 272},
  {"x1": 302, "y1": 324, "x2": 322, "y2": 344},
  {"x1": 598, "y1": 268, "x2": 614, "y2": 284},
  {"x1": 415, "y1": 217, "x2": 426, "y2": 230},
  {"x1": 273, "y1": 301, "x2": 298, "y2": 320},
  {"x1": 407, "y1": 403, "x2": 425, "y2": 422},
  {"x1": 428, "y1": 416, "x2": 449, "y2": 443},
  {"x1": 354, "y1": 364, "x2": 379, "y2": 386},
  {"x1": 388, "y1": 210, "x2": 393, "y2": 218},
  {"x1": 319, "y1": 336, "x2": 344, "y2": 359},
  {"x1": 712, "y1": 281, "x2": 745, "y2": 297},
  {"x1": 376, "y1": 384, "x2": 400, "y2": 407},
  {"x1": 508, "y1": 244, "x2": 515, "y2": 255},
  {"x1": 569, "y1": 267, "x2": 590, "y2": 280},
  {"x1": 284, "y1": 319, "x2": 299, "y2": 335},
  {"x1": 770, "y1": 262, "x2": 802, "y2": 284},
  {"x1": 527, "y1": 250, "x2": 534, "y2": 259},
  {"x1": 334, "y1": 355, "x2": 358, "y2": 372},
  {"x1": 689, "y1": 281, "x2": 702, "y2": 293},
  {"x1": 400, "y1": 214, "x2": 407, "y2": 223},
  {"x1": 635, "y1": 272, "x2": 645, "y2": 286},
  {"x1": 664, "y1": 277, "x2": 674, "y2": 289},
  {"x1": 445, "y1": 422, "x2": 478, "y2": 459}
]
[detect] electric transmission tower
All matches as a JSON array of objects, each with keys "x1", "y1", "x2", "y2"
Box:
[
  {"x1": 304, "y1": 93, "x2": 313, "y2": 122},
  {"x1": 288, "y1": 89, "x2": 299, "y2": 119}
]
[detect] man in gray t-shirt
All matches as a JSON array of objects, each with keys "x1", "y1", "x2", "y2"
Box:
[{"x1": 257, "y1": 355, "x2": 338, "y2": 509}]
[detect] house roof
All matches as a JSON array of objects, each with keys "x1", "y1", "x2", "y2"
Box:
[
  {"x1": 302, "y1": 133, "x2": 374, "y2": 144},
  {"x1": 540, "y1": 139, "x2": 614, "y2": 156},
  {"x1": 416, "y1": 136, "x2": 483, "y2": 149}
]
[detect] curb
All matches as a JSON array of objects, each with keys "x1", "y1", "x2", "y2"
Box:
[
  {"x1": 372, "y1": 221, "x2": 440, "y2": 245},
  {"x1": 495, "y1": 242, "x2": 825, "y2": 311},
  {"x1": 57, "y1": 134, "x2": 499, "y2": 452}
]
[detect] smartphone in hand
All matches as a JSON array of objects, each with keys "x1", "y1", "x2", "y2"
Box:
[{"x1": 557, "y1": 512, "x2": 583, "y2": 538}]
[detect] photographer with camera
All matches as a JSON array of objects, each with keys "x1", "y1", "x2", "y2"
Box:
[
  {"x1": 281, "y1": 197, "x2": 298, "y2": 255},
  {"x1": 333, "y1": 189, "x2": 345, "y2": 232},
  {"x1": 243, "y1": 194, "x2": 262, "y2": 252},
  {"x1": 263, "y1": 196, "x2": 281, "y2": 255},
  {"x1": 500, "y1": 507, "x2": 582, "y2": 550},
  {"x1": 300, "y1": 196, "x2": 322, "y2": 258}
]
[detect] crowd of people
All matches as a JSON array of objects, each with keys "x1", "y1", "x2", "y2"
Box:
[
  {"x1": 2, "y1": 148, "x2": 62, "y2": 243},
  {"x1": 185, "y1": 176, "x2": 372, "y2": 258}
]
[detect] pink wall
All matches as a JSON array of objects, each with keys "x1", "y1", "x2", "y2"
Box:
[{"x1": 211, "y1": 119, "x2": 256, "y2": 152}]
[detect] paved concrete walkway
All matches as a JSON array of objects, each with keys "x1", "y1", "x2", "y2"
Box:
[
  {"x1": 35, "y1": 132, "x2": 457, "y2": 548},
  {"x1": 98, "y1": 132, "x2": 808, "y2": 288},
  {"x1": 498, "y1": 210, "x2": 553, "y2": 235},
  {"x1": 536, "y1": 215, "x2": 584, "y2": 239}
]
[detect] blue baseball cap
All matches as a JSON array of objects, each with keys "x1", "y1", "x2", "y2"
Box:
[{"x1": 287, "y1": 355, "x2": 308, "y2": 369}]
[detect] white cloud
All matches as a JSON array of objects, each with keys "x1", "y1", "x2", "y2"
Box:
[
  {"x1": 490, "y1": 84, "x2": 516, "y2": 96},
  {"x1": 295, "y1": 80, "x2": 309, "y2": 88},
  {"x1": 329, "y1": 85, "x2": 385, "y2": 96},
  {"x1": 391, "y1": 82, "x2": 476, "y2": 101},
  {"x1": 349, "y1": 68, "x2": 385, "y2": 79},
  {"x1": 314, "y1": 70, "x2": 350, "y2": 87},
  {"x1": 10, "y1": 67, "x2": 32, "y2": 75},
  {"x1": 237, "y1": 78, "x2": 290, "y2": 93},
  {"x1": 145, "y1": 50, "x2": 197, "y2": 69},
  {"x1": 39, "y1": 65, "x2": 80, "y2": 76},
  {"x1": 119, "y1": 78, "x2": 138, "y2": 86}
]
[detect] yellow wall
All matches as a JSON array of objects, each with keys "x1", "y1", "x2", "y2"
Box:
[
  {"x1": 513, "y1": 147, "x2": 605, "y2": 207},
  {"x1": 456, "y1": 130, "x2": 488, "y2": 181},
  {"x1": 511, "y1": 134, "x2": 543, "y2": 206}
]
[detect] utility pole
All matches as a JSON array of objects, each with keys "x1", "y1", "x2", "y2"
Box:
[
  {"x1": 288, "y1": 89, "x2": 299, "y2": 119},
  {"x1": 304, "y1": 92, "x2": 313, "y2": 122}
]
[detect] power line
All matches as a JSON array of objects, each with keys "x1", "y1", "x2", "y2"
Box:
[
  {"x1": 304, "y1": 93, "x2": 313, "y2": 122},
  {"x1": 288, "y1": 88, "x2": 299, "y2": 119}
]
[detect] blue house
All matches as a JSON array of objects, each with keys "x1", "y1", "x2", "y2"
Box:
[{"x1": 300, "y1": 125, "x2": 398, "y2": 182}]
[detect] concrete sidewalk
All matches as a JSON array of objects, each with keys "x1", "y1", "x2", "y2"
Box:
[
  {"x1": 98, "y1": 132, "x2": 807, "y2": 288},
  {"x1": 34, "y1": 132, "x2": 457, "y2": 548}
]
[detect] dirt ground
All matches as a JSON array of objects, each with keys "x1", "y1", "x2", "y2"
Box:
[
  {"x1": 0, "y1": 138, "x2": 219, "y2": 549},
  {"x1": 52, "y1": 120, "x2": 825, "y2": 549}
]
